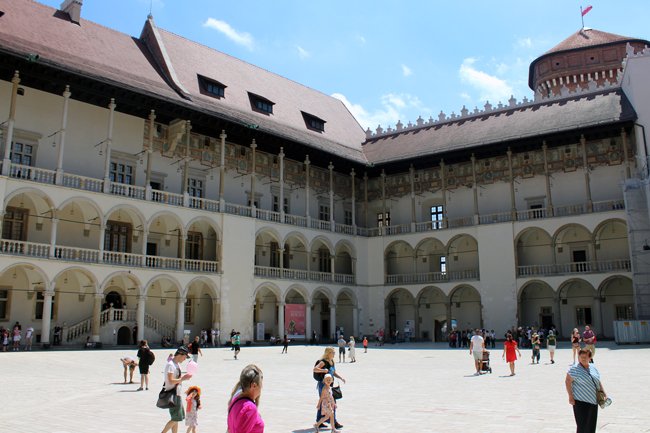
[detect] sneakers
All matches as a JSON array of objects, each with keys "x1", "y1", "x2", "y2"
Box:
[{"x1": 136, "y1": 387, "x2": 143, "y2": 391}]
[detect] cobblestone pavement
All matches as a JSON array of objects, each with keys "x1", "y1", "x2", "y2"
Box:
[{"x1": 1, "y1": 342, "x2": 648, "y2": 433}]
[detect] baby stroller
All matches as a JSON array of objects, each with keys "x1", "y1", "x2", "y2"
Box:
[{"x1": 480, "y1": 350, "x2": 492, "y2": 374}]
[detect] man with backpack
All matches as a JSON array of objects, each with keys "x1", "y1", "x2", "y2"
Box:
[{"x1": 136, "y1": 339, "x2": 155, "y2": 390}]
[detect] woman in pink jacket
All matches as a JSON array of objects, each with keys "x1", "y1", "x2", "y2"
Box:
[{"x1": 227, "y1": 364, "x2": 264, "y2": 433}]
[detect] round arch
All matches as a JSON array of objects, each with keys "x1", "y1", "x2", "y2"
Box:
[
  {"x1": 414, "y1": 238, "x2": 446, "y2": 274},
  {"x1": 416, "y1": 285, "x2": 448, "y2": 341},
  {"x1": 446, "y1": 235, "x2": 479, "y2": 275},
  {"x1": 593, "y1": 219, "x2": 629, "y2": 262},
  {"x1": 253, "y1": 283, "x2": 282, "y2": 340},
  {"x1": 385, "y1": 288, "x2": 416, "y2": 340},
  {"x1": 4, "y1": 187, "x2": 55, "y2": 212},
  {"x1": 449, "y1": 284, "x2": 482, "y2": 330},
  {"x1": 384, "y1": 241, "x2": 415, "y2": 276},
  {"x1": 311, "y1": 287, "x2": 334, "y2": 341},
  {"x1": 518, "y1": 280, "x2": 556, "y2": 330},
  {"x1": 514, "y1": 227, "x2": 554, "y2": 268},
  {"x1": 283, "y1": 232, "x2": 309, "y2": 271},
  {"x1": 310, "y1": 235, "x2": 335, "y2": 255},
  {"x1": 558, "y1": 278, "x2": 597, "y2": 338},
  {"x1": 104, "y1": 203, "x2": 146, "y2": 228},
  {"x1": 598, "y1": 275, "x2": 634, "y2": 338}
]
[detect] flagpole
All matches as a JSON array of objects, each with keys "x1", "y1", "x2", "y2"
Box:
[{"x1": 580, "y1": 6, "x2": 584, "y2": 29}]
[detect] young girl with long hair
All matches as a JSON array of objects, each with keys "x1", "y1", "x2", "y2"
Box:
[
  {"x1": 314, "y1": 374, "x2": 339, "y2": 432},
  {"x1": 185, "y1": 386, "x2": 201, "y2": 433}
]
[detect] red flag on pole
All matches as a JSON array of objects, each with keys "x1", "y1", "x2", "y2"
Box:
[{"x1": 581, "y1": 5, "x2": 593, "y2": 16}]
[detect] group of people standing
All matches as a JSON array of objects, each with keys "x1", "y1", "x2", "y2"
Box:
[
  {"x1": 1, "y1": 321, "x2": 34, "y2": 352},
  {"x1": 450, "y1": 328, "x2": 496, "y2": 349}
]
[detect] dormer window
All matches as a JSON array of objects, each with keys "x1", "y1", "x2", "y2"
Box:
[
  {"x1": 248, "y1": 92, "x2": 274, "y2": 115},
  {"x1": 302, "y1": 111, "x2": 325, "y2": 132},
  {"x1": 198, "y1": 75, "x2": 226, "y2": 99}
]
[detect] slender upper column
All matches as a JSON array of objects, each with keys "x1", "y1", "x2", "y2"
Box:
[
  {"x1": 381, "y1": 169, "x2": 386, "y2": 233},
  {"x1": 91, "y1": 294, "x2": 103, "y2": 343},
  {"x1": 250, "y1": 139, "x2": 257, "y2": 209},
  {"x1": 329, "y1": 304, "x2": 337, "y2": 341},
  {"x1": 542, "y1": 142, "x2": 554, "y2": 216},
  {"x1": 305, "y1": 303, "x2": 313, "y2": 342},
  {"x1": 328, "y1": 162, "x2": 335, "y2": 231},
  {"x1": 55, "y1": 85, "x2": 71, "y2": 184},
  {"x1": 176, "y1": 296, "x2": 186, "y2": 342},
  {"x1": 136, "y1": 295, "x2": 146, "y2": 342},
  {"x1": 410, "y1": 164, "x2": 416, "y2": 226},
  {"x1": 304, "y1": 155, "x2": 311, "y2": 221},
  {"x1": 580, "y1": 135, "x2": 593, "y2": 212},
  {"x1": 2, "y1": 71, "x2": 20, "y2": 176},
  {"x1": 219, "y1": 130, "x2": 227, "y2": 205},
  {"x1": 507, "y1": 149, "x2": 516, "y2": 219},
  {"x1": 277, "y1": 302, "x2": 285, "y2": 339},
  {"x1": 49, "y1": 218, "x2": 59, "y2": 258},
  {"x1": 279, "y1": 147, "x2": 285, "y2": 220},
  {"x1": 145, "y1": 110, "x2": 156, "y2": 199},
  {"x1": 102, "y1": 99, "x2": 117, "y2": 193},
  {"x1": 350, "y1": 168, "x2": 356, "y2": 230}
]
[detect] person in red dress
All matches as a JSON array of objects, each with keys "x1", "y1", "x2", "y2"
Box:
[{"x1": 502, "y1": 333, "x2": 522, "y2": 376}]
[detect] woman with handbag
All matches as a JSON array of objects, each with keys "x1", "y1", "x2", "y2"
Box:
[
  {"x1": 161, "y1": 346, "x2": 192, "y2": 433},
  {"x1": 313, "y1": 347, "x2": 346, "y2": 430},
  {"x1": 565, "y1": 348, "x2": 608, "y2": 433}
]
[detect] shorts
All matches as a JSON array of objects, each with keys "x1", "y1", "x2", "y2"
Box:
[
  {"x1": 169, "y1": 395, "x2": 185, "y2": 421},
  {"x1": 339, "y1": 347, "x2": 346, "y2": 355},
  {"x1": 548, "y1": 345, "x2": 556, "y2": 353},
  {"x1": 234, "y1": 345, "x2": 240, "y2": 352},
  {"x1": 472, "y1": 351, "x2": 483, "y2": 361},
  {"x1": 139, "y1": 363, "x2": 149, "y2": 374}
]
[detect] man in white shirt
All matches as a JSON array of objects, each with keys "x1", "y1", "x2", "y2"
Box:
[{"x1": 469, "y1": 328, "x2": 485, "y2": 375}]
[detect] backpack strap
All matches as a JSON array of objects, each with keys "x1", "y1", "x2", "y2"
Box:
[{"x1": 228, "y1": 396, "x2": 254, "y2": 415}]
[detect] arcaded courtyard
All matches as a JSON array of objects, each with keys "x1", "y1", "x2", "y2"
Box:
[{"x1": 1, "y1": 342, "x2": 648, "y2": 433}]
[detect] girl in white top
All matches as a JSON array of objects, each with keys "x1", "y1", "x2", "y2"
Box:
[{"x1": 348, "y1": 336, "x2": 357, "y2": 363}]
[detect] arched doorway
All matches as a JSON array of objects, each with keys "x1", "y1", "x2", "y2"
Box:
[
  {"x1": 599, "y1": 276, "x2": 634, "y2": 338},
  {"x1": 518, "y1": 281, "x2": 556, "y2": 329},
  {"x1": 117, "y1": 326, "x2": 131, "y2": 345},
  {"x1": 254, "y1": 285, "x2": 280, "y2": 340},
  {"x1": 449, "y1": 285, "x2": 482, "y2": 330},
  {"x1": 416, "y1": 286, "x2": 447, "y2": 341},
  {"x1": 311, "y1": 289, "x2": 332, "y2": 342},
  {"x1": 105, "y1": 291, "x2": 123, "y2": 309},
  {"x1": 558, "y1": 279, "x2": 597, "y2": 338},
  {"x1": 385, "y1": 288, "x2": 415, "y2": 341},
  {"x1": 335, "y1": 290, "x2": 356, "y2": 338}
]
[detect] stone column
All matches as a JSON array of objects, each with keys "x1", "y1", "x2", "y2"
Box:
[
  {"x1": 176, "y1": 297, "x2": 185, "y2": 342},
  {"x1": 329, "y1": 303, "x2": 337, "y2": 340},
  {"x1": 410, "y1": 164, "x2": 416, "y2": 230},
  {"x1": 98, "y1": 224, "x2": 106, "y2": 263},
  {"x1": 555, "y1": 296, "x2": 563, "y2": 337},
  {"x1": 580, "y1": 135, "x2": 593, "y2": 212},
  {"x1": 179, "y1": 231, "x2": 186, "y2": 270},
  {"x1": 352, "y1": 307, "x2": 359, "y2": 338},
  {"x1": 41, "y1": 289, "x2": 54, "y2": 347},
  {"x1": 304, "y1": 155, "x2": 311, "y2": 224},
  {"x1": 350, "y1": 169, "x2": 356, "y2": 230},
  {"x1": 328, "y1": 162, "x2": 335, "y2": 231},
  {"x1": 446, "y1": 302, "x2": 452, "y2": 334},
  {"x1": 279, "y1": 147, "x2": 285, "y2": 221},
  {"x1": 507, "y1": 148, "x2": 516, "y2": 219},
  {"x1": 470, "y1": 154, "x2": 479, "y2": 223},
  {"x1": 440, "y1": 160, "x2": 448, "y2": 228},
  {"x1": 137, "y1": 295, "x2": 146, "y2": 342},
  {"x1": 2, "y1": 71, "x2": 20, "y2": 176},
  {"x1": 381, "y1": 170, "x2": 386, "y2": 234},
  {"x1": 91, "y1": 293, "x2": 102, "y2": 343},
  {"x1": 212, "y1": 298, "x2": 220, "y2": 330},
  {"x1": 49, "y1": 218, "x2": 59, "y2": 258},
  {"x1": 250, "y1": 139, "x2": 257, "y2": 210},
  {"x1": 141, "y1": 230, "x2": 148, "y2": 256},
  {"x1": 621, "y1": 128, "x2": 631, "y2": 179},
  {"x1": 102, "y1": 98, "x2": 116, "y2": 193},
  {"x1": 145, "y1": 110, "x2": 156, "y2": 200},
  {"x1": 278, "y1": 302, "x2": 285, "y2": 339},
  {"x1": 542, "y1": 142, "x2": 554, "y2": 216},
  {"x1": 182, "y1": 121, "x2": 192, "y2": 206},
  {"x1": 219, "y1": 130, "x2": 227, "y2": 208},
  {"x1": 305, "y1": 302, "x2": 313, "y2": 341},
  {"x1": 55, "y1": 85, "x2": 71, "y2": 184},
  {"x1": 363, "y1": 173, "x2": 368, "y2": 228},
  {"x1": 330, "y1": 254, "x2": 335, "y2": 278},
  {"x1": 592, "y1": 296, "x2": 602, "y2": 335}
]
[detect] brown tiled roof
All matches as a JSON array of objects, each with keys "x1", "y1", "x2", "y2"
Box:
[
  {"x1": 545, "y1": 28, "x2": 637, "y2": 55},
  {"x1": 362, "y1": 90, "x2": 636, "y2": 165},
  {"x1": 0, "y1": 0, "x2": 367, "y2": 163}
]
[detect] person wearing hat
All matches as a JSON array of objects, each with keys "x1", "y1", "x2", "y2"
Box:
[
  {"x1": 531, "y1": 332, "x2": 541, "y2": 364},
  {"x1": 547, "y1": 330, "x2": 557, "y2": 364},
  {"x1": 161, "y1": 346, "x2": 192, "y2": 433}
]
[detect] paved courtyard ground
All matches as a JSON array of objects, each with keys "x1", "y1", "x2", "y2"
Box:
[{"x1": 1, "y1": 341, "x2": 648, "y2": 433}]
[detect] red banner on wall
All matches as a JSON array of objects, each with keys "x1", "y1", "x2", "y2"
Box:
[{"x1": 285, "y1": 304, "x2": 306, "y2": 338}]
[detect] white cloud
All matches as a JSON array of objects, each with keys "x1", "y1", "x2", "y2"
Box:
[
  {"x1": 203, "y1": 18, "x2": 254, "y2": 50},
  {"x1": 296, "y1": 45, "x2": 311, "y2": 59},
  {"x1": 357, "y1": 35, "x2": 366, "y2": 45},
  {"x1": 459, "y1": 57, "x2": 513, "y2": 103},
  {"x1": 332, "y1": 92, "x2": 426, "y2": 130},
  {"x1": 401, "y1": 64, "x2": 413, "y2": 77},
  {"x1": 517, "y1": 37, "x2": 533, "y2": 48},
  {"x1": 460, "y1": 92, "x2": 471, "y2": 100}
]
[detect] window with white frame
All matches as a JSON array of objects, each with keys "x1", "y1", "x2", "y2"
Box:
[
  {"x1": 319, "y1": 204, "x2": 330, "y2": 221},
  {"x1": 187, "y1": 177, "x2": 204, "y2": 198},
  {"x1": 377, "y1": 212, "x2": 391, "y2": 227},
  {"x1": 110, "y1": 161, "x2": 134, "y2": 185},
  {"x1": 10, "y1": 142, "x2": 35, "y2": 166},
  {"x1": 430, "y1": 205, "x2": 444, "y2": 229}
]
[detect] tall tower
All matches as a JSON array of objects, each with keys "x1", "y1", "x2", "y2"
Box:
[{"x1": 529, "y1": 28, "x2": 649, "y2": 99}]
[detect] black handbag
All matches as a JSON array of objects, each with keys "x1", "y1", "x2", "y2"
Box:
[
  {"x1": 332, "y1": 384, "x2": 343, "y2": 400},
  {"x1": 156, "y1": 386, "x2": 177, "y2": 409}
]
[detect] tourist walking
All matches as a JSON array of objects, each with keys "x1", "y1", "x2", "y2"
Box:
[
  {"x1": 337, "y1": 335, "x2": 347, "y2": 363},
  {"x1": 314, "y1": 374, "x2": 340, "y2": 433},
  {"x1": 232, "y1": 332, "x2": 241, "y2": 360},
  {"x1": 281, "y1": 335, "x2": 289, "y2": 354},
  {"x1": 313, "y1": 347, "x2": 346, "y2": 430},
  {"x1": 136, "y1": 339, "x2": 154, "y2": 391},
  {"x1": 161, "y1": 346, "x2": 192, "y2": 433},
  {"x1": 469, "y1": 329, "x2": 485, "y2": 375},
  {"x1": 547, "y1": 330, "x2": 557, "y2": 364},
  {"x1": 582, "y1": 326, "x2": 596, "y2": 362},
  {"x1": 185, "y1": 385, "x2": 201, "y2": 433},
  {"x1": 189, "y1": 336, "x2": 203, "y2": 363},
  {"x1": 227, "y1": 364, "x2": 264, "y2": 433},
  {"x1": 348, "y1": 336, "x2": 357, "y2": 363},
  {"x1": 531, "y1": 332, "x2": 541, "y2": 364},
  {"x1": 565, "y1": 348, "x2": 607, "y2": 433},
  {"x1": 362, "y1": 336, "x2": 368, "y2": 353},
  {"x1": 230, "y1": 329, "x2": 236, "y2": 351},
  {"x1": 24, "y1": 326, "x2": 33, "y2": 351},
  {"x1": 571, "y1": 328, "x2": 582, "y2": 364},
  {"x1": 502, "y1": 333, "x2": 522, "y2": 376}
]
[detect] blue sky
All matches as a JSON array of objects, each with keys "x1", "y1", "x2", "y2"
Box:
[{"x1": 40, "y1": 1, "x2": 650, "y2": 130}]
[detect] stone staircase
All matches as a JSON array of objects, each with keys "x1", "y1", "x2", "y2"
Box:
[{"x1": 64, "y1": 308, "x2": 175, "y2": 345}]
